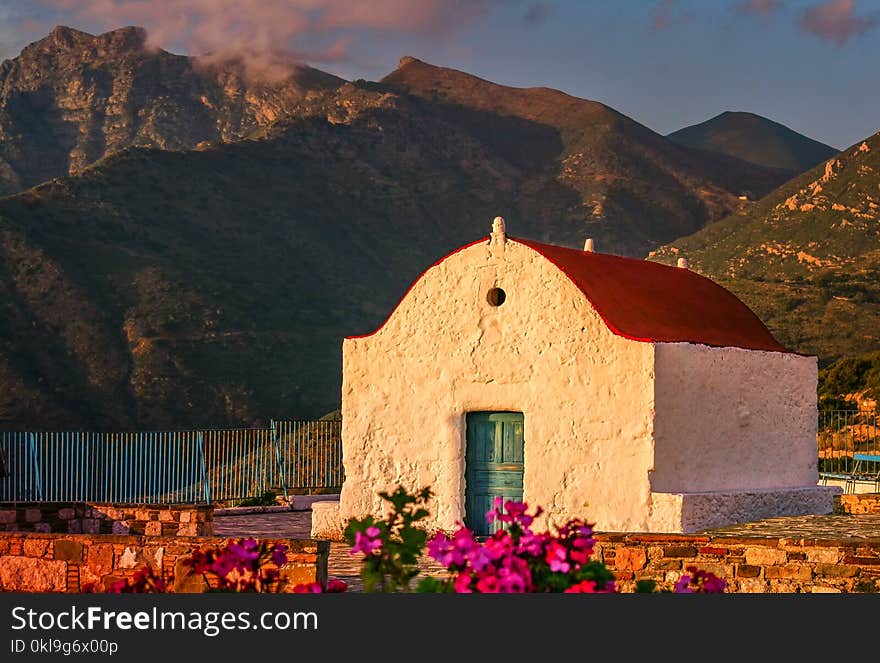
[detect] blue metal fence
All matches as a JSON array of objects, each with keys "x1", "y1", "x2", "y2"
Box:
[
  {"x1": 0, "y1": 420, "x2": 342, "y2": 504},
  {"x1": 4, "y1": 411, "x2": 876, "y2": 503},
  {"x1": 273, "y1": 420, "x2": 344, "y2": 494},
  {"x1": 818, "y1": 410, "x2": 879, "y2": 481}
]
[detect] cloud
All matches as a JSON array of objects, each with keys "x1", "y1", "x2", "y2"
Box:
[
  {"x1": 735, "y1": 0, "x2": 785, "y2": 16},
  {"x1": 649, "y1": 0, "x2": 693, "y2": 32},
  {"x1": 32, "y1": 0, "x2": 498, "y2": 76},
  {"x1": 523, "y1": 3, "x2": 551, "y2": 25},
  {"x1": 798, "y1": 0, "x2": 879, "y2": 45}
]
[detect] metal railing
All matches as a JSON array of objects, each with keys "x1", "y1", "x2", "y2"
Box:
[
  {"x1": 818, "y1": 410, "x2": 879, "y2": 479},
  {"x1": 0, "y1": 420, "x2": 342, "y2": 504},
  {"x1": 2, "y1": 409, "x2": 876, "y2": 503},
  {"x1": 272, "y1": 420, "x2": 344, "y2": 494}
]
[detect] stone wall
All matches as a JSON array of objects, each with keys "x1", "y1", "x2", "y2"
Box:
[
  {"x1": 0, "y1": 503, "x2": 213, "y2": 536},
  {"x1": 0, "y1": 532, "x2": 328, "y2": 593},
  {"x1": 836, "y1": 493, "x2": 880, "y2": 515},
  {"x1": 595, "y1": 532, "x2": 880, "y2": 593}
]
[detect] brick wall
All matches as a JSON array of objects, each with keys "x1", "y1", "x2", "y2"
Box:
[
  {"x1": 0, "y1": 532, "x2": 328, "y2": 593},
  {"x1": 595, "y1": 533, "x2": 880, "y2": 593},
  {"x1": 0, "y1": 503, "x2": 213, "y2": 536},
  {"x1": 836, "y1": 493, "x2": 880, "y2": 515}
]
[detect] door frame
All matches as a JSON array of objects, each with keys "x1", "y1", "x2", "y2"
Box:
[{"x1": 463, "y1": 410, "x2": 525, "y2": 534}]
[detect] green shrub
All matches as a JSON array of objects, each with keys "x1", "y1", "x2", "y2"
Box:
[{"x1": 237, "y1": 490, "x2": 278, "y2": 507}]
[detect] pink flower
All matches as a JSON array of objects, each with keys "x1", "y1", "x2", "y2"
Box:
[
  {"x1": 517, "y1": 532, "x2": 546, "y2": 557},
  {"x1": 504, "y1": 500, "x2": 541, "y2": 527},
  {"x1": 675, "y1": 566, "x2": 726, "y2": 593},
  {"x1": 454, "y1": 572, "x2": 473, "y2": 593},
  {"x1": 702, "y1": 575, "x2": 726, "y2": 593},
  {"x1": 227, "y1": 539, "x2": 260, "y2": 566},
  {"x1": 427, "y1": 532, "x2": 466, "y2": 567},
  {"x1": 569, "y1": 536, "x2": 594, "y2": 565},
  {"x1": 674, "y1": 574, "x2": 694, "y2": 593},
  {"x1": 476, "y1": 574, "x2": 500, "y2": 593},
  {"x1": 486, "y1": 496, "x2": 505, "y2": 523},
  {"x1": 505, "y1": 500, "x2": 527, "y2": 518},
  {"x1": 270, "y1": 544, "x2": 288, "y2": 567},
  {"x1": 291, "y1": 578, "x2": 348, "y2": 593},
  {"x1": 545, "y1": 541, "x2": 570, "y2": 573},
  {"x1": 564, "y1": 580, "x2": 598, "y2": 593},
  {"x1": 210, "y1": 554, "x2": 239, "y2": 578},
  {"x1": 484, "y1": 531, "x2": 513, "y2": 561},
  {"x1": 350, "y1": 526, "x2": 383, "y2": 556},
  {"x1": 497, "y1": 559, "x2": 532, "y2": 592}
]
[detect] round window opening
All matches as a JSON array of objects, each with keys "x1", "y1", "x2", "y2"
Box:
[{"x1": 487, "y1": 287, "x2": 506, "y2": 307}]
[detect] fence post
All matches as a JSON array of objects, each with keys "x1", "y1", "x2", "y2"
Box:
[
  {"x1": 197, "y1": 432, "x2": 211, "y2": 505},
  {"x1": 28, "y1": 433, "x2": 43, "y2": 501},
  {"x1": 271, "y1": 420, "x2": 290, "y2": 505}
]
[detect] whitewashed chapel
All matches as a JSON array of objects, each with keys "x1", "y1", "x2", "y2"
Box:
[{"x1": 312, "y1": 218, "x2": 835, "y2": 537}]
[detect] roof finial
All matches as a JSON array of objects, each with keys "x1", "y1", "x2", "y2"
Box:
[
  {"x1": 677, "y1": 257, "x2": 689, "y2": 269},
  {"x1": 584, "y1": 238, "x2": 595, "y2": 252},
  {"x1": 491, "y1": 216, "x2": 506, "y2": 245}
]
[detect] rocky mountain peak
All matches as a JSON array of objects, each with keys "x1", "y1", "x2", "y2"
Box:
[
  {"x1": 25, "y1": 25, "x2": 149, "y2": 58},
  {"x1": 47, "y1": 25, "x2": 94, "y2": 46},
  {"x1": 94, "y1": 26, "x2": 149, "y2": 51},
  {"x1": 397, "y1": 56, "x2": 423, "y2": 68},
  {"x1": 0, "y1": 25, "x2": 357, "y2": 195}
]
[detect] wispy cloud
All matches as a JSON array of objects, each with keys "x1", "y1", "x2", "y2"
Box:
[
  {"x1": 28, "y1": 0, "x2": 498, "y2": 76},
  {"x1": 649, "y1": 0, "x2": 693, "y2": 32},
  {"x1": 798, "y1": 0, "x2": 879, "y2": 45},
  {"x1": 735, "y1": 0, "x2": 785, "y2": 16}
]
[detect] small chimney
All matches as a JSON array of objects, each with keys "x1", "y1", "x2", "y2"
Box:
[
  {"x1": 491, "y1": 216, "x2": 507, "y2": 245},
  {"x1": 677, "y1": 257, "x2": 689, "y2": 269},
  {"x1": 583, "y1": 238, "x2": 595, "y2": 252}
]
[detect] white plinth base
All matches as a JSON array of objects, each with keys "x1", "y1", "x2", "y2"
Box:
[
  {"x1": 649, "y1": 485, "x2": 841, "y2": 533},
  {"x1": 310, "y1": 500, "x2": 344, "y2": 540}
]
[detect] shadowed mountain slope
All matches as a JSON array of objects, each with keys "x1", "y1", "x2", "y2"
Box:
[{"x1": 667, "y1": 111, "x2": 838, "y2": 174}]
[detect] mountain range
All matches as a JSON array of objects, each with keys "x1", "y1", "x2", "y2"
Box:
[{"x1": 0, "y1": 25, "x2": 861, "y2": 428}]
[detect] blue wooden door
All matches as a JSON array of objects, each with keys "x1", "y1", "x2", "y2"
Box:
[{"x1": 465, "y1": 412, "x2": 524, "y2": 536}]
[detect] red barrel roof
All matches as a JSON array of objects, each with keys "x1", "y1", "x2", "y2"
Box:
[{"x1": 514, "y1": 237, "x2": 790, "y2": 353}]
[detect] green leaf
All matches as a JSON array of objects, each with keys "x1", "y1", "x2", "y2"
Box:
[
  {"x1": 401, "y1": 526, "x2": 427, "y2": 549},
  {"x1": 416, "y1": 577, "x2": 447, "y2": 593}
]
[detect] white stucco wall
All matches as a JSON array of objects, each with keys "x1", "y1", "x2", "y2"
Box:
[
  {"x1": 338, "y1": 237, "x2": 658, "y2": 533},
  {"x1": 650, "y1": 343, "x2": 818, "y2": 493}
]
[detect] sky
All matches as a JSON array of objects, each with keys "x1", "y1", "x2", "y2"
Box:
[{"x1": 0, "y1": 0, "x2": 878, "y2": 149}]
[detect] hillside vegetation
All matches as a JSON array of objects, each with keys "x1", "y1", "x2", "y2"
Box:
[{"x1": 651, "y1": 132, "x2": 880, "y2": 365}]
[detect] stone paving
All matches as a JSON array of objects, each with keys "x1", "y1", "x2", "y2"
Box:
[
  {"x1": 214, "y1": 510, "x2": 880, "y2": 591},
  {"x1": 703, "y1": 513, "x2": 880, "y2": 538}
]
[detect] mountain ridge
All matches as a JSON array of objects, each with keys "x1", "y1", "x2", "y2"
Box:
[{"x1": 667, "y1": 111, "x2": 838, "y2": 174}]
